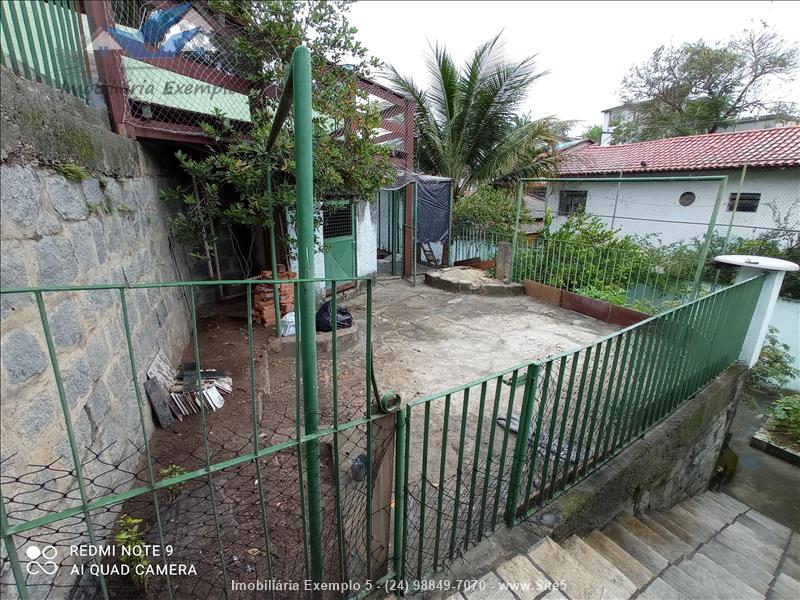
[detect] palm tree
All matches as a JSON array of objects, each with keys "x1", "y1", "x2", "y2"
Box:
[{"x1": 387, "y1": 34, "x2": 561, "y2": 197}]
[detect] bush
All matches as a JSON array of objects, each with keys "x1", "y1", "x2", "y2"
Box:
[
  {"x1": 748, "y1": 327, "x2": 800, "y2": 391},
  {"x1": 768, "y1": 394, "x2": 800, "y2": 443},
  {"x1": 453, "y1": 187, "x2": 532, "y2": 236}
]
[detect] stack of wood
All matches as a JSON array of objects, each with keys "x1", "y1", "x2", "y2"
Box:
[{"x1": 253, "y1": 265, "x2": 297, "y2": 327}]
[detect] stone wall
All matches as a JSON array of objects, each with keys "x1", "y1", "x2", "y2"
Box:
[{"x1": 0, "y1": 67, "x2": 193, "y2": 578}]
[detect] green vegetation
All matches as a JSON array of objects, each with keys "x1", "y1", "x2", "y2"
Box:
[
  {"x1": 614, "y1": 25, "x2": 798, "y2": 141},
  {"x1": 164, "y1": 1, "x2": 392, "y2": 261},
  {"x1": 452, "y1": 187, "x2": 532, "y2": 236},
  {"x1": 114, "y1": 514, "x2": 150, "y2": 590},
  {"x1": 56, "y1": 162, "x2": 88, "y2": 182},
  {"x1": 581, "y1": 124, "x2": 602, "y2": 143},
  {"x1": 768, "y1": 394, "x2": 800, "y2": 443},
  {"x1": 116, "y1": 202, "x2": 134, "y2": 217},
  {"x1": 748, "y1": 327, "x2": 800, "y2": 392},
  {"x1": 159, "y1": 464, "x2": 188, "y2": 502},
  {"x1": 387, "y1": 34, "x2": 562, "y2": 197}
]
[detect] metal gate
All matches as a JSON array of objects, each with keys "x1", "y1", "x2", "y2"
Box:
[
  {"x1": 323, "y1": 200, "x2": 357, "y2": 282},
  {"x1": 376, "y1": 184, "x2": 417, "y2": 285}
]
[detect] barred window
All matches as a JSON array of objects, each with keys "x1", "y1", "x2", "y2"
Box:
[
  {"x1": 727, "y1": 193, "x2": 761, "y2": 213},
  {"x1": 558, "y1": 190, "x2": 587, "y2": 216},
  {"x1": 323, "y1": 203, "x2": 353, "y2": 238}
]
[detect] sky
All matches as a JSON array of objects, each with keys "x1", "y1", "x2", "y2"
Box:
[{"x1": 350, "y1": 1, "x2": 800, "y2": 135}]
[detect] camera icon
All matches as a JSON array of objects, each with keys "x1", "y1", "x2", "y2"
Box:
[{"x1": 25, "y1": 545, "x2": 58, "y2": 575}]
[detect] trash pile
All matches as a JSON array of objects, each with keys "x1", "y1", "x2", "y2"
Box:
[
  {"x1": 252, "y1": 266, "x2": 296, "y2": 327},
  {"x1": 145, "y1": 351, "x2": 232, "y2": 427}
]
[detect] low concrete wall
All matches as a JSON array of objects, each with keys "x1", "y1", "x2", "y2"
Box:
[{"x1": 534, "y1": 364, "x2": 748, "y2": 541}]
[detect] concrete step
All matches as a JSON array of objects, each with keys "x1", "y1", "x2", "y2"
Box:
[
  {"x1": 661, "y1": 505, "x2": 717, "y2": 542},
  {"x1": 527, "y1": 537, "x2": 603, "y2": 600},
  {"x1": 674, "y1": 557, "x2": 754, "y2": 600},
  {"x1": 717, "y1": 522, "x2": 784, "y2": 571},
  {"x1": 780, "y1": 554, "x2": 800, "y2": 581},
  {"x1": 647, "y1": 510, "x2": 708, "y2": 547},
  {"x1": 463, "y1": 572, "x2": 516, "y2": 600},
  {"x1": 708, "y1": 491, "x2": 750, "y2": 516},
  {"x1": 615, "y1": 513, "x2": 685, "y2": 563},
  {"x1": 637, "y1": 513, "x2": 695, "y2": 555},
  {"x1": 736, "y1": 512, "x2": 792, "y2": 548},
  {"x1": 562, "y1": 535, "x2": 637, "y2": 599},
  {"x1": 679, "y1": 497, "x2": 728, "y2": 530},
  {"x1": 495, "y1": 555, "x2": 547, "y2": 600},
  {"x1": 693, "y1": 493, "x2": 743, "y2": 523},
  {"x1": 662, "y1": 564, "x2": 708, "y2": 598},
  {"x1": 769, "y1": 572, "x2": 800, "y2": 600},
  {"x1": 697, "y1": 539, "x2": 774, "y2": 594},
  {"x1": 683, "y1": 553, "x2": 764, "y2": 600},
  {"x1": 583, "y1": 529, "x2": 654, "y2": 589},
  {"x1": 603, "y1": 521, "x2": 669, "y2": 574},
  {"x1": 747, "y1": 510, "x2": 793, "y2": 543},
  {"x1": 638, "y1": 577, "x2": 689, "y2": 600}
]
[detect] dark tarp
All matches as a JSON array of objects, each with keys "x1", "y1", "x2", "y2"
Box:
[{"x1": 417, "y1": 179, "x2": 451, "y2": 244}]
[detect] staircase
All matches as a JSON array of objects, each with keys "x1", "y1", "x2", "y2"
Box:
[{"x1": 454, "y1": 492, "x2": 799, "y2": 600}]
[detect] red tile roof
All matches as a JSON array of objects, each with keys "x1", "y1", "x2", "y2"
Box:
[{"x1": 558, "y1": 126, "x2": 800, "y2": 175}]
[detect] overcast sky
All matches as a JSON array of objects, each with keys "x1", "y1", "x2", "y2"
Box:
[{"x1": 350, "y1": 1, "x2": 800, "y2": 135}]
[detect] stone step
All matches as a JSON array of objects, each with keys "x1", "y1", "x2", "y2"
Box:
[
  {"x1": 675, "y1": 557, "x2": 754, "y2": 600},
  {"x1": 780, "y1": 554, "x2": 800, "y2": 581},
  {"x1": 693, "y1": 492, "x2": 744, "y2": 523},
  {"x1": 769, "y1": 572, "x2": 800, "y2": 600},
  {"x1": 679, "y1": 497, "x2": 728, "y2": 530},
  {"x1": 562, "y1": 535, "x2": 637, "y2": 599},
  {"x1": 647, "y1": 510, "x2": 708, "y2": 547},
  {"x1": 736, "y1": 512, "x2": 792, "y2": 548},
  {"x1": 583, "y1": 529, "x2": 654, "y2": 589},
  {"x1": 684, "y1": 553, "x2": 764, "y2": 600},
  {"x1": 528, "y1": 537, "x2": 603, "y2": 600},
  {"x1": 697, "y1": 539, "x2": 774, "y2": 594},
  {"x1": 603, "y1": 521, "x2": 670, "y2": 574},
  {"x1": 662, "y1": 564, "x2": 708, "y2": 598},
  {"x1": 615, "y1": 513, "x2": 685, "y2": 562},
  {"x1": 463, "y1": 572, "x2": 516, "y2": 600},
  {"x1": 637, "y1": 513, "x2": 695, "y2": 554},
  {"x1": 708, "y1": 491, "x2": 750, "y2": 516},
  {"x1": 717, "y1": 522, "x2": 784, "y2": 570},
  {"x1": 495, "y1": 555, "x2": 548, "y2": 600},
  {"x1": 638, "y1": 577, "x2": 689, "y2": 600},
  {"x1": 661, "y1": 506, "x2": 717, "y2": 543},
  {"x1": 747, "y1": 510, "x2": 794, "y2": 543}
]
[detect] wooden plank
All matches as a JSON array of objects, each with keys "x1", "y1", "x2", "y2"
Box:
[
  {"x1": 144, "y1": 377, "x2": 174, "y2": 428},
  {"x1": 369, "y1": 412, "x2": 396, "y2": 579}
]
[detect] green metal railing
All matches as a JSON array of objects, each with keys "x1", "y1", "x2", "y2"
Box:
[
  {"x1": 449, "y1": 226, "x2": 513, "y2": 265},
  {"x1": 395, "y1": 273, "x2": 763, "y2": 583},
  {"x1": 0, "y1": 0, "x2": 91, "y2": 99}
]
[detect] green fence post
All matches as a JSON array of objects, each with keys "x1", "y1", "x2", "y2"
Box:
[
  {"x1": 508, "y1": 180, "x2": 524, "y2": 283},
  {"x1": 691, "y1": 177, "x2": 727, "y2": 299},
  {"x1": 505, "y1": 364, "x2": 540, "y2": 526},
  {"x1": 292, "y1": 45, "x2": 324, "y2": 586},
  {"x1": 0, "y1": 489, "x2": 28, "y2": 600}
]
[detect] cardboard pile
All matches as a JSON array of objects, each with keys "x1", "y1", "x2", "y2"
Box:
[{"x1": 253, "y1": 265, "x2": 296, "y2": 327}]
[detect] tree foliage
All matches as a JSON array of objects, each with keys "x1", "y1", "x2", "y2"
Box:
[
  {"x1": 581, "y1": 124, "x2": 602, "y2": 143},
  {"x1": 387, "y1": 34, "x2": 562, "y2": 197},
  {"x1": 163, "y1": 1, "x2": 394, "y2": 259},
  {"x1": 452, "y1": 187, "x2": 532, "y2": 236},
  {"x1": 613, "y1": 25, "x2": 798, "y2": 142}
]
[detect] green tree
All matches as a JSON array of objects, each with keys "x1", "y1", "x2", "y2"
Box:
[
  {"x1": 165, "y1": 1, "x2": 393, "y2": 259},
  {"x1": 452, "y1": 186, "x2": 532, "y2": 236},
  {"x1": 582, "y1": 124, "x2": 602, "y2": 143},
  {"x1": 387, "y1": 34, "x2": 561, "y2": 197},
  {"x1": 614, "y1": 25, "x2": 798, "y2": 142}
]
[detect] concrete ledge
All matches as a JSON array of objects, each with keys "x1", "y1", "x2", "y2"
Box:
[
  {"x1": 750, "y1": 426, "x2": 800, "y2": 466},
  {"x1": 425, "y1": 267, "x2": 524, "y2": 296},
  {"x1": 267, "y1": 323, "x2": 359, "y2": 358}
]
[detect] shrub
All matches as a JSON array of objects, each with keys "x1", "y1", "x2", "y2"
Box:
[
  {"x1": 453, "y1": 187, "x2": 532, "y2": 236},
  {"x1": 748, "y1": 327, "x2": 799, "y2": 391},
  {"x1": 768, "y1": 394, "x2": 800, "y2": 442}
]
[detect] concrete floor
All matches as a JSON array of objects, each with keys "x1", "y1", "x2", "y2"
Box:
[{"x1": 720, "y1": 388, "x2": 800, "y2": 531}]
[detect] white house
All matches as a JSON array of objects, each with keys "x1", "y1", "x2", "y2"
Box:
[{"x1": 544, "y1": 126, "x2": 800, "y2": 246}]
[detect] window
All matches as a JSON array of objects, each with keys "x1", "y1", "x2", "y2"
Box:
[
  {"x1": 727, "y1": 193, "x2": 760, "y2": 213},
  {"x1": 679, "y1": 192, "x2": 696, "y2": 206},
  {"x1": 558, "y1": 190, "x2": 587, "y2": 216},
  {"x1": 323, "y1": 202, "x2": 353, "y2": 238}
]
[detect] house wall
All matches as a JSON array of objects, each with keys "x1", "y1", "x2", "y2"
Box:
[
  {"x1": 544, "y1": 167, "x2": 800, "y2": 245},
  {"x1": 356, "y1": 199, "x2": 378, "y2": 279},
  {"x1": 772, "y1": 298, "x2": 800, "y2": 392}
]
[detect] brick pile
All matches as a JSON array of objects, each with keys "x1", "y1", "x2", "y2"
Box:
[{"x1": 253, "y1": 265, "x2": 296, "y2": 327}]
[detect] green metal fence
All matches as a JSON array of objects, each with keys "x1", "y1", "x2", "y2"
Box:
[
  {"x1": 395, "y1": 273, "x2": 764, "y2": 586},
  {"x1": 0, "y1": 0, "x2": 91, "y2": 99},
  {"x1": 449, "y1": 226, "x2": 512, "y2": 265}
]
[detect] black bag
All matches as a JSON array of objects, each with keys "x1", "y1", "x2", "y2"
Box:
[{"x1": 315, "y1": 300, "x2": 353, "y2": 332}]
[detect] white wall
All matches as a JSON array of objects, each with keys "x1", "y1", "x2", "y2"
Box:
[
  {"x1": 544, "y1": 168, "x2": 800, "y2": 245},
  {"x1": 286, "y1": 207, "x2": 326, "y2": 303},
  {"x1": 770, "y1": 298, "x2": 800, "y2": 392},
  {"x1": 356, "y1": 200, "x2": 377, "y2": 277}
]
